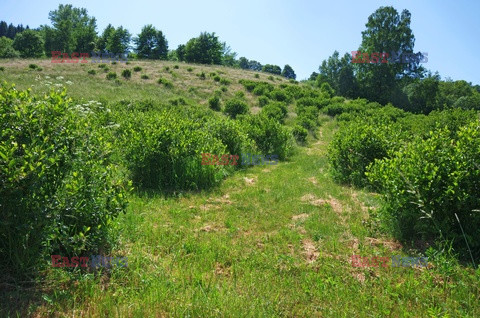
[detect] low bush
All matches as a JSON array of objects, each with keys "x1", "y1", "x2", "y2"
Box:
[
  {"x1": 258, "y1": 96, "x2": 269, "y2": 107},
  {"x1": 141, "y1": 74, "x2": 149, "y2": 79},
  {"x1": 213, "y1": 75, "x2": 221, "y2": 82},
  {"x1": 239, "y1": 114, "x2": 293, "y2": 160},
  {"x1": 367, "y1": 122, "x2": 480, "y2": 262},
  {"x1": 133, "y1": 66, "x2": 142, "y2": 72},
  {"x1": 87, "y1": 69, "x2": 96, "y2": 75},
  {"x1": 292, "y1": 125, "x2": 308, "y2": 143},
  {"x1": 0, "y1": 83, "x2": 130, "y2": 279},
  {"x1": 158, "y1": 78, "x2": 173, "y2": 88},
  {"x1": 224, "y1": 97, "x2": 249, "y2": 119},
  {"x1": 121, "y1": 69, "x2": 132, "y2": 79},
  {"x1": 261, "y1": 102, "x2": 288, "y2": 123},
  {"x1": 208, "y1": 95, "x2": 221, "y2": 111},
  {"x1": 328, "y1": 120, "x2": 399, "y2": 187},
  {"x1": 220, "y1": 78, "x2": 231, "y2": 85},
  {"x1": 106, "y1": 72, "x2": 117, "y2": 80}
]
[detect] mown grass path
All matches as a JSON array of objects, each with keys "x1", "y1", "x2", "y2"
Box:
[{"x1": 37, "y1": 118, "x2": 479, "y2": 317}]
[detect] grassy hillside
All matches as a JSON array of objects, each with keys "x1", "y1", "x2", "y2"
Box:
[{"x1": 1, "y1": 59, "x2": 479, "y2": 317}]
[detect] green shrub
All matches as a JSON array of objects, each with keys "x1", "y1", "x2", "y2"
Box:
[
  {"x1": 258, "y1": 96, "x2": 269, "y2": 107},
  {"x1": 0, "y1": 66, "x2": 4, "y2": 71},
  {"x1": 158, "y1": 78, "x2": 173, "y2": 88},
  {"x1": 224, "y1": 97, "x2": 249, "y2": 119},
  {"x1": 328, "y1": 121, "x2": 399, "y2": 187},
  {"x1": 103, "y1": 66, "x2": 110, "y2": 73},
  {"x1": 141, "y1": 74, "x2": 149, "y2": 79},
  {"x1": 208, "y1": 95, "x2": 221, "y2": 111},
  {"x1": 0, "y1": 83, "x2": 130, "y2": 279},
  {"x1": 28, "y1": 63, "x2": 38, "y2": 70},
  {"x1": 126, "y1": 61, "x2": 131, "y2": 65},
  {"x1": 174, "y1": 65, "x2": 179, "y2": 69},
  {"x1": 203, "y1": 117, "x2": 257, "y2": 165},
  {"x1": 213, "y1": 75, "x2": 221, "y2": 82},
  {"x1": 98, "y1": 64, "x2": 107, "y2": 69},
  {"x1": 169, "y1": 97, "x2": 187, "y2": 106},
  {"x1": 210, "y1": 72, "x2": 217, "y2": 77},
  {"x1": 239, "y1": 79, "x2": 257, "y2": 92},
  {"x1": 367, "y1": 122, "x2": 480, "y2": 262},
  {"x1": 292, "y1": 125, "x2": 308, "y2": 143},
  {"x1": 268, "y1": 75, "x2": 274, "y2": 81},
  {"x1": 133, "y1": 66, "x2": 142, "y2": 72},
  {"x1": 164, "y1": 66, "x2": 170, "y2": 71},
  {"x1": 261, "y1": 102, "x2": 288, "y2": 123},
  {"x1": 240, "y1": 114, "x2": 293, "y2": 160},
  {"x1": 254, "y1": 74, "x2": 260, "y2": 78},
  {"x1": 187, "y1": 67, "x2": 193, "y2": 72},
  {"x1": 117, "y1": 110, "x2": 228, "y2": 191},
  {"x1": 106, "y1": 72, "x2": 117, "y2": 80},
  {"x1": 121, "y1": 69, "x2": 132, "y2": 79},
  {"x1": 220, "y1": 78, "x2": 231, "y2": 85},
  {"x1": 198, "y1": 72, "x2": 206, "y2": 80},
  {"x1": 221, "y1": 86, "x2": 228, "y2": 92},
  {"x1": 111, "y1": 61, "x2": 117, "y2": 65},
  {"x1": 269, "y1": 89, "x2": 289, "y2": 102},
  {"x1": 88, "y1": 69, "x2": 96, "y2": 75}
]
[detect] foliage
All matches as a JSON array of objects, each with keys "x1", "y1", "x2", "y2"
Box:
[
  {"x1": 134, "y1": 24, "x2": 168, "y2": 59},
  {"x1": 133, "y1": 66, "x2": 142, "y2": 72},
  {"x1": 157, "y1": 78, "x2": 173, "y2": 88},
  {"x1": 121, "y1": 69, "x2": 132, "y2": 79},
  {"x1": 106, "y1": 72, "x2": 117, "y2": 80},
  {"x1": 281, "y1": 64, "x2": 296, "y2": 80},
  {"x1": 224, "y1": 97, "x2": 249, "y2": 119},
  {"x1": 239, "y1": 114, "x2": 293, "y2": 160},
  {"x1": 292, "y1": 125, "x2": 308, "y2": 143},
  {"x1": 367, "y1": 122, "x2": 480, "y2": 262},
  {"x1": 261, "y1": 101, "x2": 288, "y2": 123},
  {"x1": 262, "y1": 64, "x2": 282, "y2": 75},
  {"x1": 328, "y1": 120, "x2": 399, "y2": 187},
  {"x1": 208, "y1": 95, "x2": 221, "y2": 111},
  {"x1": 0, "y1": 36, "x2": 20, "y2": 58},
  {"x1": 184, "y1": 32, "x2": 223, "y2": 65},
  {"x1": 12, "y1": 30, "x2": 44, "y2": 57},
  {"x1": 0, "y1": 83, "x2": 130, "y2": 279}
]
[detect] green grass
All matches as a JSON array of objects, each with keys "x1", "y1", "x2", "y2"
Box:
[{"x1": 0, "y1": 59, "x2": 479, "y2": 317}]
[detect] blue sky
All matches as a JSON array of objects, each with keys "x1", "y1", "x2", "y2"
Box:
[{"x1": 1, "y1": 0, "x2": 479, "y2": 84}]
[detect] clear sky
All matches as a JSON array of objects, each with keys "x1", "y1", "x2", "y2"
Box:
[{"x1": 1, "y1": 0, "x2": 479, "y2": 84}]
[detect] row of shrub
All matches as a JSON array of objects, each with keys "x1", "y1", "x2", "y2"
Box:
[{"x1": 327, "y1": 97, "x2": 480, "y2": 263}]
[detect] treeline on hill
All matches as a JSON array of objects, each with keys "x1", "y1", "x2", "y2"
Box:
[{"x1": 0, "y1": 5, "x2": 296, "y2": 79}]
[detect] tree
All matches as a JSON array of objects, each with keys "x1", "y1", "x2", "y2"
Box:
[
  {"x1": 176, "y1": 44, "x2": 186, "y2": 61},
  {"x1": 13, "y1": 30, "x2": 44, "y2": 57},
  {"x1": 107, "y1": 26, "x2": 131, "y2": 53},
  {"x1": 281, "y1": 64, "x2": 296, "y2": 79},
  {"x1": 0, "y1": 36, "x2": 20, "y2": 58},
  {"x1": 7, "y1": 23, "x2": 16, "y2": 39},
  {"x1": 355, "y1": 6, "x2": 421, "y2": 105},
  {"x1": 308, "y1": 72, "x2": 319, "y2": 81},
  {"x1": 184, "y1": 32, "x2": 223, "y2": 64},
  {"x1": 262, "y1": 64, "x2": 281, "y2": 75},
  {"x1": 0, "y1": 21, "x2": 7, "y2": 38},
  {"x1": 248, "y1": 60, "x2": 262, "y2": 71},
  {"x1": 47, "y1": 4, "x2": 97, "y2": 52},
  {"x1": 97, "y1": 24, "x2": 115, "y2": 51},
  {"x1": 403, "y1": 73, "x2": 440, "y2": 113},
  {"x1": 239, "y1": 57, "x2": 249, "y2": 69},
  {"x1": 134, "y1": 25, "x2": 168, "y2": 59},
  {"x1": 222, "y1": 42, "x2": 237, "y2": 66}
]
